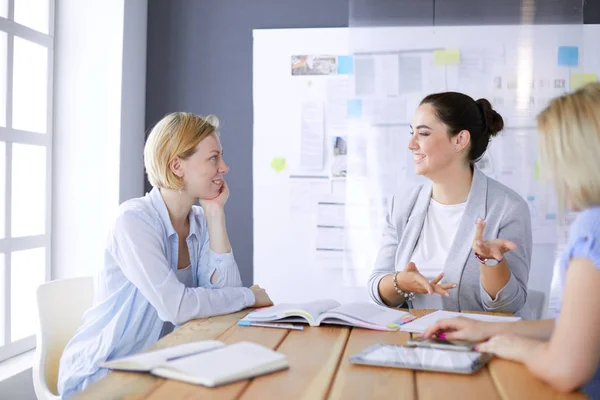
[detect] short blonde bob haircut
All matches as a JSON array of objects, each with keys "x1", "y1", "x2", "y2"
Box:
[
  {"x1": 537, "y1": 82, "x2": 600, "y2": 211},
  {"x1": 144, "y1": 112, "x2": 220, "y2": 190}
]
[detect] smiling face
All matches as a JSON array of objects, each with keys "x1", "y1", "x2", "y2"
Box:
[
  {"x1": 409, "y1": 103, "x2": 469, "y2": 179},
  {"x1": 177, "y1": 133, "x2": 229, "y2": 200}
]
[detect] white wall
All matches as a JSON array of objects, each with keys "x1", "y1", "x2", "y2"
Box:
[
  {"x1": 0, "y1": 0, "x2": 147, "y2": 395},
  {"x1": 52, "y1": 0, "x2": 147, "y2": 280}
]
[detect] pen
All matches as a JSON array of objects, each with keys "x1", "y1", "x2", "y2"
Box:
[
  {"x1": 166, "y1": 348, "x2": 215, "y2": 362},
  {"x1": 238, "y1": 320, "x2": 305, "y2": 330}
]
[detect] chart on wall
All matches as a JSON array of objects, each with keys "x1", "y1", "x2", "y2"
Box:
[{"x1": 253, "y1": 25, "x2": 600, "y2": 305}]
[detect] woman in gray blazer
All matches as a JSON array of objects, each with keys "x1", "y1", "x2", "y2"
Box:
[{"x1": 368, "y1": 92, "x2": 532, "y2": 313}]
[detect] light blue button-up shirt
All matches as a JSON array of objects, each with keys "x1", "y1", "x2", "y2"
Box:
[{"x1": 58, "y1": 187, "x2": 255, "y2": 398}]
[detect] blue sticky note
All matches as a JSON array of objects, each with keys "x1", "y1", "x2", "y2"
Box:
[
  {"x1": 558, "y1": 46, "x2": 578, "y2": 67},
  {"x1": 337, "y1": 55, "x2": 353, "y2": 74},
  {"x1": 347, "y1": 99, "x2": 362, "y2": 118}
]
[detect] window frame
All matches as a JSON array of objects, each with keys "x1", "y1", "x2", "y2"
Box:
[{"x1": 0, "y1": 0, "x2": 54, "y2": 362}]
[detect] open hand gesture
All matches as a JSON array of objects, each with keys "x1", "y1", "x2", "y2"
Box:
[
  {"x1": 397, "y1": 262, "x2": 457, "y2": 297},
  {"x1": 472, "y1": 218, "x2": 517, "y2": 262}
]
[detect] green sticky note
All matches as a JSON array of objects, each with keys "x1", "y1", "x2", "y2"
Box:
[
  {"x1": 434, "y1": 49, "x2": 460, "y2": 66},
  {"x1": 534, "y1": 161, "x2": 540, "y2": 181},
  {"x1": 270, "y1": 157, "x2": 287, "y2": 173},
  {"x1": 570, "y1": 73, "x2": 598, "y2": 91}
]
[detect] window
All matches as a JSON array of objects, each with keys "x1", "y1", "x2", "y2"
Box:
[{"x1": 0, "y1": 0, "x2": 53, "y2": 362}]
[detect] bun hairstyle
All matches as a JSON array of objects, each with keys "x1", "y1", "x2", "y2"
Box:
[{"x1": 420, "y1": 92, "x2": 504, "y2": 163}]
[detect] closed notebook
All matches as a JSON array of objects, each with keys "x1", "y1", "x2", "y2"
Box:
[
  {"x1": 101, "y1": 341, "x2": 289, "y2": 387},
  {"x1": 101, "y1": 340, "x2": 224, "y2": 372},
  {"x1": 242, "y1": 299, "x2": 415, "y2": 331}
]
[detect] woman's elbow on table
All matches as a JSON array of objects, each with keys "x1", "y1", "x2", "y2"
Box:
[
  {"x1": 367, "y1": 273, "x2": 387, "y2": 306},
  {"x1": 530, "y1": 350, "x2": 596, "y2": 394},
  {"x1": 156, "y1": 307, "x2": 187, "y2": 326},
  {"x1": 481, "y1": 277, "x2": 527, "y2": 314},
  {"x1": 490, "y1": 291, "x2": 526, "y2": 314},
  {"x1": 153, "y1": 291, "x2": 198, "y2": 326},
  {"x1": 544, "y1": 366, "x2": 592, "y2": 394}
]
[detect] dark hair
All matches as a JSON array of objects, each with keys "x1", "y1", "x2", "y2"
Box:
[{"x1": 419, "y1": 92, "x2": 504, "y2": 163}]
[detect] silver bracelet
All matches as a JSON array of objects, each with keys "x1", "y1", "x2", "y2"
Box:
[{"x1": 393, "y1": 272, "x2": 415, "y2": 302}]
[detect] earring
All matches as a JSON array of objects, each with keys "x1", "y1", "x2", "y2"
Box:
[
  {"x1": 455, "y1": 146, "x2": 459, "y2": 151},
  {"x1": 178, "y1": 185, "x2": 184, "y2": 194}
]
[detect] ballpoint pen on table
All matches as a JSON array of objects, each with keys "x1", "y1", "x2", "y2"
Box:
[{"x1": 238, "y1": 320, "x2": 305, "y2": 330}]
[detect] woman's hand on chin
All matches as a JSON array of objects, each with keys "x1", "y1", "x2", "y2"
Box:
[{"x1": 199, "y1": 180, "x2": 230, "y2": 212}]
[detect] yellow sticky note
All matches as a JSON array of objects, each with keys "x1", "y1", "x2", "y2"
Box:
[
  {"x1": 270, "y1": 157, "x2": 287, "y2": 173},
  {"x1": 434, "y1": 49, "x2": 460, "y2": 66},
  {"x1": 570, "y1": 73, "x2": 598, "y2": 91}
]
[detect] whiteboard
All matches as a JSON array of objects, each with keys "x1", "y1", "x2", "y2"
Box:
[{"x1": 252, "y1": 25, "x2": 600, "y2": 315}]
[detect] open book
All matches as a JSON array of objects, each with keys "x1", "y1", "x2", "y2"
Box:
[
  {"x1": 101, "y1": 340, "x2": 288, "y2": 387},
  {"x1": 242, "y1": 300, "x2": 415, "y2": 331},
  {"x1": 399, "y1": 310, "x2": 521, "y2": 334}
]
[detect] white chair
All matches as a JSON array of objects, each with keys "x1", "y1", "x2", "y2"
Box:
[
  {"x1": 33, "y1": 277, "x2": 94, "y2": 400},
  {"x1": 517, "y1": 289, "x2": 547, "y2": 320}
]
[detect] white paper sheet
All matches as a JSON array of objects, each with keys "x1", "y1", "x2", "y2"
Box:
[
  {"x1": 300, "y1": 102, "x2": 325, "y2": 171},
  {"x1": 325, "y1": 78, "x2": 352, "y2": 137},
  {"x1": 400, "y1": 310, "x2": 521, "y2": 334},
  {"x1": 399, "y1": 55, "x2": 423, "y2": 93},
  {"x1": 289, "y1": 177, "x2": 330, "y2": 214}
]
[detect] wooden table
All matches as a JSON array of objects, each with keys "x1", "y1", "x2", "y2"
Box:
[{"x1": 75, "y1": 309, "x2": 586, "y2": 400}]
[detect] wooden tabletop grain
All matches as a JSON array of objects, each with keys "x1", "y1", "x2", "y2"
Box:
[{"x1": 74, "y1": 309, "x2": 586, "y2": 400}]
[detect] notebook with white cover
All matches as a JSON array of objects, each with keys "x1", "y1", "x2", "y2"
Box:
[
  {"x1": 152, "y1": 342, "x2": 289, "y2": 387},
  {"x1": 243, "y1": 299, "x2": 415, "y2": 331},
  {"x1": 101, "y1": 340, "x2": 224, "y2": 372},
  {"x1": 101, "y1": 341, "x2": 289, "y2": 387},
  {"x1": 399, "y1": 310, "x2": 520, "y2": 334}
]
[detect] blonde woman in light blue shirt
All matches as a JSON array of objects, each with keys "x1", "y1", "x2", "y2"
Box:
[{"x1": 58, "y1": 112, "x2": 273, "y2": 398}]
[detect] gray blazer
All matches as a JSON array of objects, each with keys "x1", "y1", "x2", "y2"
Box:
[{"x1": 368, "y1": 168, "x2": 532, "y2": 313}]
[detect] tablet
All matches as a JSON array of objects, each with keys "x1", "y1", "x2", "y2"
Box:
[{"x1": 349, "y1": 344, "x2": 492, "y2": 374}]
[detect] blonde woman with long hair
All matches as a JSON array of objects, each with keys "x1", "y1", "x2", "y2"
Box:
[{"x1": 423, "y1": 83, "x2": 600, "y2": 396}]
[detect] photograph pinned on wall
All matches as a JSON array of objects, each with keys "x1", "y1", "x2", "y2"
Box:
[
  {"x1": 330, "y1": 136, "x2": 347, "y2": 178},
  {"x1": 291, "y1": 55, "x2": 337, "y2": 76}
]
